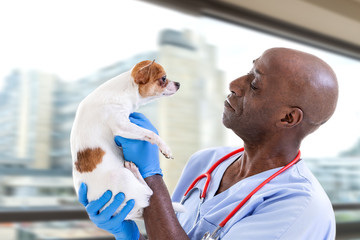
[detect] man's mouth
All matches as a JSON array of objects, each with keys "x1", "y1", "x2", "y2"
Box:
[{"x1": 224, "y1": 98, "x2": 235, "y2": 111}]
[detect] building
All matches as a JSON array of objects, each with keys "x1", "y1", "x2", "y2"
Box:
[
  {"x1": 0, "y1": 70, "x2": 57, "y2": 169},
  {"x1": 155, "y1": 29, "x2": 226, "y2": 191}
]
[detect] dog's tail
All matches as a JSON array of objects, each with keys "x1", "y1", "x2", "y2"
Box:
[{"x1": 172, "y1": 202, "x2": 186, "y2": 213}]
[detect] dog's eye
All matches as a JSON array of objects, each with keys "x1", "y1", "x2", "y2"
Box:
[{"x1": 161, "y1": 76, "x2": 166, "y2": 82}]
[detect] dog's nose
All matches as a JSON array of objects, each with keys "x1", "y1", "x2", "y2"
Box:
[{"x1": 175, "y1": 82, "x2": 180, "y2": 90}]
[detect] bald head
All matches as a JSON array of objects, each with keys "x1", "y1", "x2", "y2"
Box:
[
  {"x1": 263, "y1": 48, "x2": 338, "y2": 128},
  {"x1": 223, "y1": 47, "x2": 339, "y2": 146}
]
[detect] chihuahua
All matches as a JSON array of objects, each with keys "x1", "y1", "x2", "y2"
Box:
[{"x1": 71, "y1": 60, "x2": 180, "y2": 219}]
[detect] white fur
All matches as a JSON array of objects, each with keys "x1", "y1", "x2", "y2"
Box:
[{"x1": 70, "y1": 65, "x2": 182, "y2": 220}]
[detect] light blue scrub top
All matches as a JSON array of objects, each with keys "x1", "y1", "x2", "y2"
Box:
[{"x1": 172, "y1": 147, "x2": 335, "y2": 240}]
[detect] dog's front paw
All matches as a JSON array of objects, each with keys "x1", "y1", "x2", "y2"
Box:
[
  {"x1": 159, "y1": 144, "x2": 173, "y2": 159},
  {"x1": 157, "y1": 138, "x2": 173, "y2": 159},
  {"x1": 144, "y1": 132, "x2": 173, "y2": 159}
]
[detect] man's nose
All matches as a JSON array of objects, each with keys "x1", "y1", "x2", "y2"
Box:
[{"x1": 229, "y1": 76, "x2": 246, "y2": 96}]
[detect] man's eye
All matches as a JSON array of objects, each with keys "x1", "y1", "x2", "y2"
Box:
[
  {"x1": 246, "y1": 73, "x2": 257, "y2": 90},
  {"x1": 250, "y1": 82, "x2": 258, "y2": 90}
]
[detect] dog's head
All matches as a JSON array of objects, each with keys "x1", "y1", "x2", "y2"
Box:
[{"x1": 131, "y1": 60, "x2": 180, "y2": 100}]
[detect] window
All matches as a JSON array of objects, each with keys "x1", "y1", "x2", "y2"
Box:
[{"x1": 0, "y1": 0, "x2": 359, "y2": 239}]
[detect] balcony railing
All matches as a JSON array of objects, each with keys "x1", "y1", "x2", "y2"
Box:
[{"x1": 0, "y1": 203, "x2": 359, "y2": 239}]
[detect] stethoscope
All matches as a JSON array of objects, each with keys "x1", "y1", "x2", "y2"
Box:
[{"x1": 179, "y1": 147, "x2": 301, "y2": 240}]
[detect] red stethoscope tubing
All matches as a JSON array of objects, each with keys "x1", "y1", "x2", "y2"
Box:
[
  {"x1": 183, "y1": 148, "x2": 244, "y2": 199},
  {"x1": 182, "y1": 147, "x2": 301, "y2": 228}
]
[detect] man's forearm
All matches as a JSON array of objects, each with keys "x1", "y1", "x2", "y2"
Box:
[{"x1": 143, "y1": 175, "x2": 189, "y2": 240}]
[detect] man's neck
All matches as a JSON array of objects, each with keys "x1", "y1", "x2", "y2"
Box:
[{"x1": 215, "y1": 145, "x2": 299, "y2": 195}]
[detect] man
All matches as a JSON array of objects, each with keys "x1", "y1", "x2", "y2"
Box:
[{"x1": 78, "y1": 47, "x2": 338, "y2": 239}]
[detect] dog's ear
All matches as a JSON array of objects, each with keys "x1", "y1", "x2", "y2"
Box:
[{"x1": 134, "y1": 61, "x2": 155, "y2": 84}]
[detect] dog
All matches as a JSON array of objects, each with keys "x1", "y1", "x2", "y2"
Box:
[{"x1": 70, "y1": 60, "x2": 181, "y2": 219}]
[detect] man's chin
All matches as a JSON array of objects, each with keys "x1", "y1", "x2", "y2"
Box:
[{"x1": 222, "y1": 114, "x2": 232, "y2": 129}]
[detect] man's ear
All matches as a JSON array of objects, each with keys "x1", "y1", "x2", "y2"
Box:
[{"x1": 277, "y1": 107, "x2": 303, "y2": 128}]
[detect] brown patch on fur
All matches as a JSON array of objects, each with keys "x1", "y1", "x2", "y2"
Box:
[
  {"x1": 131, "y1": 60, "x2": 168, "y2": 98},
  {"x1": 75, "y1": 147, "x2": 105, "y2": 173}
]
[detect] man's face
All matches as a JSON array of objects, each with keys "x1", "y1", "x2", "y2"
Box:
[{"x1": 222, "y1": 51, "x2": 288, "y2": 142}]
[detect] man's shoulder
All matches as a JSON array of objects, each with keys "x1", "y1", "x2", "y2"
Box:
[
  {"x1": 294, "y1": 161, "x2": 334, "y2": 212},
  {"x1": 273, "y1": 162, "x2": 336, "y2": 239},
  {"x1": 259, "y1": 161, "x2": 334, "y2": 216},
  {"x1": 230, "y1": 162, "x2": 335, "y2": 239}
]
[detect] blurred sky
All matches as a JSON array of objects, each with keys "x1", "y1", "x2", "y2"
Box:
[{"x1": 0, "y1": 0, "x2": 359, "y2": 157}]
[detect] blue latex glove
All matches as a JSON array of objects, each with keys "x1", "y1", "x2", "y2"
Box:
[
  {"x1": 78, "y1": 183, "x2": 140, "y2": 240},
  {"x1": 114, "y1": 112, "x2": 162, "y2": 178}
]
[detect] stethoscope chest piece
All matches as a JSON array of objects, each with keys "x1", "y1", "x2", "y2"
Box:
[
  {"x1": 201, "y1": 226, "x2": 221, "y2": 240},
  {"x1": 201, "y1": 231, "x2": 219, "y2": 240}
]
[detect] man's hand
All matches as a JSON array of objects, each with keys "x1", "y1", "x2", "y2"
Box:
[
  {"x1": 114, "y1": 113, "x2": 188, "y2": 239},
  {"x1": 114, "y1": 112, "x2": 162, "y2": 178},
  {"x1": 78, "y1": 183, "x2": 140, "y2": 240}
]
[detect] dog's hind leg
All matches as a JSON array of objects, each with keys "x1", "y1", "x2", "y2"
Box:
[{"x1": 124, "y1": 161, "x2": 147, "y2": 185}]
